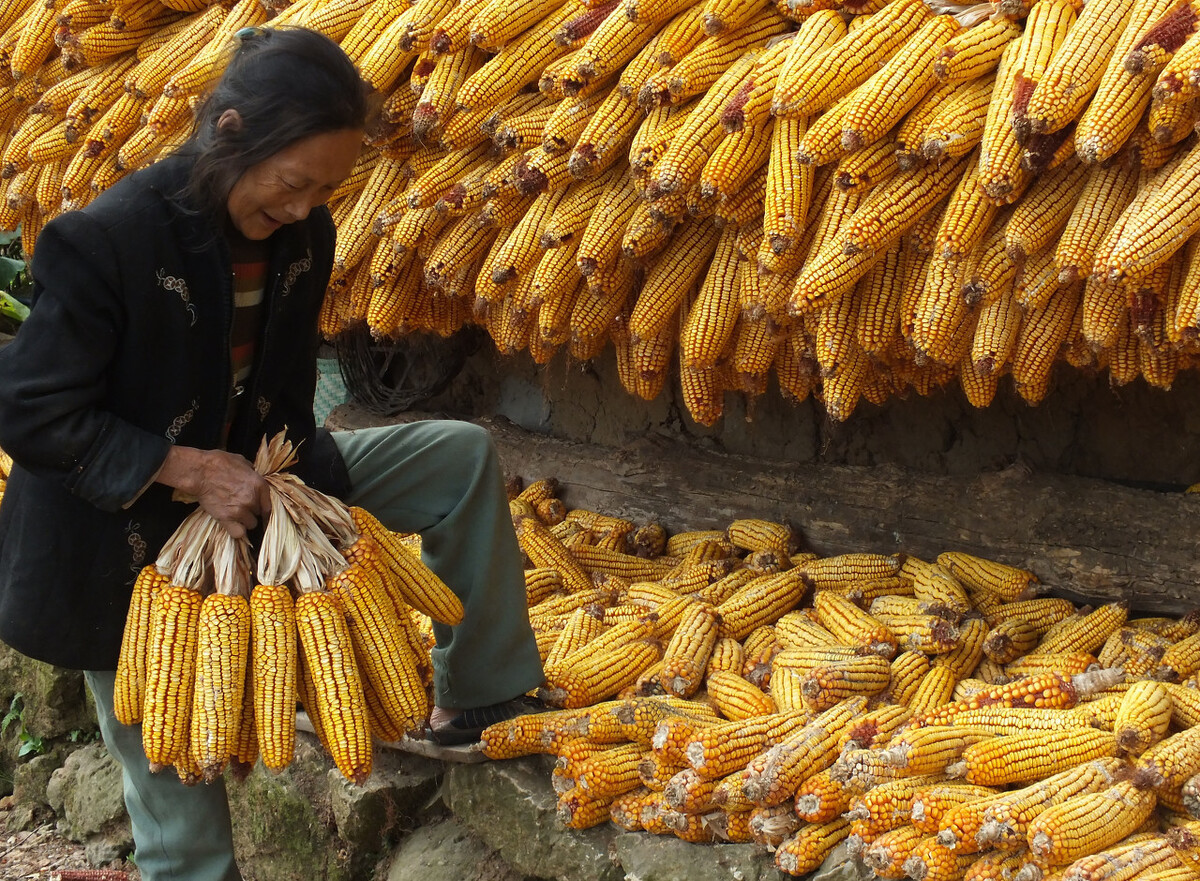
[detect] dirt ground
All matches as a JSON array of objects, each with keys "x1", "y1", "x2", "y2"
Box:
[{"x1": 0, "y1": 798, "x2": 138, "y2": 881}]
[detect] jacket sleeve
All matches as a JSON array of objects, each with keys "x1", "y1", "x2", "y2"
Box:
[{"x1": 0, "y1": 212, "x2": 172, "y2": 512}]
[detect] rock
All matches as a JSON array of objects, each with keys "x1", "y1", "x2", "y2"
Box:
[
  {"x1": 328, "y1": 747, "x2": 445, "y2": 878},
  {"x1": 12, "y1": 747, "x2": 68, "y2": 811},
  {"x1": 811, "y1": 842, "x2": 871, "y2": 881},
  {"x1": 227, "y1": 734, "x2": 349, "y2": 881},
  {"x1": 0, "y1": 644, "x2": 96, "y2": 743},
  {"x1": 384, "y1": 818, "x2": 525, "y2": 881},
  {"x1": 446, "y1": 756, "x2": 623, "y2": 881},
  {"x1": 611, "y1": 833, "x2": 787, "y2": 881},
  {"x1": 44, "y1": 742, "x2": 131, "y2": 859}
]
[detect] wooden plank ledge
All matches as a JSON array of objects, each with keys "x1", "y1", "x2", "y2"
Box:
[{"x1": 328, "y1": 406, "x2": 1200, "y2": 615}]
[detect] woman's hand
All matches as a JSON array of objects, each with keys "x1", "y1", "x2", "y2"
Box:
[{"x1": 156, "y1": 445, "x2": 272, "y2": 539}]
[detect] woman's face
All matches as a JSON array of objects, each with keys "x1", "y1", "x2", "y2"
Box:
[{"x1": 225, "y1": 126, "x2": 363, "y2": 240}]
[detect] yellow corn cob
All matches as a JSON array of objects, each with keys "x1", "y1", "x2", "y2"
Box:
[
  {"x1": 574, "y1": 742, "x2": 647, "y2": 800},
  {"x1": 1005, "y1": 158, "x2": 1090, "y2": 264},
  {"x1": 772, "y1": 0, "x2": 932, "y2": 119},
  {"x1": 715, "y1": 569, "x2": 807, "y2": 641},
  {"x1": 800, "y1": 654, "x2": 892, "y2": 711},
  {"x1": 627, "y1": 216, "x2": 721, "y2": 342},
  {"x1": 1134, "y1": 720, "x2": 1200, "y2": 791},
  {"x1": 1096, "y1": 145, "x2": 1200, "y2": 285},
  {"x1": 936, "y1": 551, "x2": 1036, "y2": 602},
  {"x1": 142, "y1": 583, "x2": 203, "y2": 768},
  {"x1": 1168, "y1": 821, "x2": 1200, "y2": 877},
  {"x1": 948, "y1": 727, "x2": 1120, "y2": 787},
  {"x1": 811, "y1": 591, "x2": 898, "y2": 658},
  {"x1": 983, "y1": 597, "x2": 1076, "y2": 635},
  {"x1": 249, "y1": 583, "x2": 297, "y2": 772},
  {"x1": 843, "y1": 775, "x2": 949, "y2": 842},
  {"x1": 349, "y1": 508, "x2": 464, "y2": 626},
  {"x1": 1011, "y1": 276, "x2": 1082, "y2": 405},
  {"x1": 882, "y1": 725, "x2": 995, "y2": 777},
  {"x1": 1076, "y1": 0, "x2": 1180, "y2": 163},
  {"x1": 190, "y1": 592, "x2": 250, "y2": 782},
  {"x1": 1112, "y1": 679, "x2": 1172, "y2": 756},
  {"x1": 903, "y1": 836, "x2": 981, "y2": 881},
  {"x1": 910, "y1": 785, "x2": 999, "y2": 839},
  {"x1": 976, "y1": 38, "x2": 1027, "y2": 203},
  {"x1": 682, "y1": 712, "x2": 804, "y2": 780},
  {"x1": 679, "y1": 226, "x2": 741, "y2": 369},
  {"x1": 906, "y1": 665, "x2": 960, "y2": 715},
  {"x1": 842, "y1": 156, "x2": 969, "y2": 258},
  {"x1": 295, "y1": 591, "x2": 372, "y2": 784},
  {"x1": 542, "y1": 638, "x2": 663, "y2": 708},
  {"x1": 469, "y1": 0, "x2": 567, "y2": 51},
  {"x1": 743, "y1": 697, "x2": 869, "y2": 807},
  {"x1": 1036, "y1": 601, "x2": 1129, "y2": 655},
  {"x1": 757, "y1": 115, "x2": 811, "y2": 272},
  {"x1": 1025, "y1": 0, "x2": 1134, "y2": 136},
  {"x1": 459, "y1": 1, "x2": 584, "y2": 110},
  {"x1": 906, "y1": 559, "x2": 972, "y2": 614},
  {"x1": 125, "y1": 4, "x2": 225, "y2": 99},
  {"x1": 1027, "y1": 780, "x2": 1158, "y2": 868},
  {"x1": 114, "y1": 565, "x2": 168, "y2": 726},
  {"x1": 981, "y1": 619, "x2": 1041, "y2": 664},
  {"x1": 11, "y1": 0, "x2": 62, "y2": 82},
  {"x1": 921, "y1": 76, "x2": 995, "y2": 166},
  {"x1": 934, "y1": 16, "x2": 1021, "y2": 86},
  {"x1": 659, "y1": 602, "x2": 721, "y2": 699},
  {"x1": 794, "y1": 767, "x2": 853, "y2": 823},
  {"x1": 864, "y1": 825, "x2": 926, "y2": 879},
  {"x1": 839, "y1": 15, "x2": 963, "y2": 153},
  {"x1": 774, "y1": 818, "x2": 852, "y2": 877}
]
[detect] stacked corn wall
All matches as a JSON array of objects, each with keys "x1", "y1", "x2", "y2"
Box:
[
  {"x1": 497, "y1": 477, "x2": 1200, "y2": 878},
  {"x1": 1, "y1": 0, "x2": 1200, "y2": 425}
]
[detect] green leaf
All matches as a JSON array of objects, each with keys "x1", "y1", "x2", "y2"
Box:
[
  {"x1": 0, "y1": 256, "x2": 25, "y2": 292},
  {"x1": 0, "y1": 290, "x2": 28, "y2": 323},
  {"x1": 0, "y1": 229, "x2": 19, "y2": 247}
]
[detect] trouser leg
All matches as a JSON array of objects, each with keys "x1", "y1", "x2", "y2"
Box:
[
  {"x1": 84, "y1": 671, "x2": 241, "y2": 881},
  {"x1": 332, "y1": 421, "x2": 543, "y2": 709}
]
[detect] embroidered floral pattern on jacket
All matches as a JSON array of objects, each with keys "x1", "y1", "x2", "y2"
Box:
[
  {"x1": 155, "y1": 268, "x2": 197, "y2": 325},
  {"x1": 280, "y1": 249, "x2": 313, "y2": 297},
  {"x1": 166, "y1": 400, "x2": 199, "y2": 441},
  {"x1": 257, "y1": 396, "x2": 271, "y2": 421},
  {"x1": 125, "y1": 521, "x2": 147, "y2": 574}
]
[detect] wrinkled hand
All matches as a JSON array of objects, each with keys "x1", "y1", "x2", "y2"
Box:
[{"x1": 157, "y1": 446, "x2": 272, "y2": 539}]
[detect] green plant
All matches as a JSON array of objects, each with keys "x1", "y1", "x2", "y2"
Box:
[
  {"x1": 1, "y1": 693, "x2": 45, "y2": 758},
  {"x1": 0, "y1": 228, "x2": 29, "y2": 332}
]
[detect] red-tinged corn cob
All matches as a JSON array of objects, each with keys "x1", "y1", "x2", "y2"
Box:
[
  {"x1": 775, "y1": 818, "x2": 852, "y2": 877},
  {"x1": 919, "y1": 668, "x2": 1127, "y2": 727},
  {"x1": 114, "y1": 565, "x2": 168, "y2": 726},
  {"x1": 1076, "y1": 0, "x2": 1180, "y2": 163},
  {"x1": 837, "y1": 704, "x2": 914, "y2": 753}
]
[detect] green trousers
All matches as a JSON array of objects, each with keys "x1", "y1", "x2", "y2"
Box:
[{"x1": 87, "y1": 419, "x2": 543, "y2": 880}]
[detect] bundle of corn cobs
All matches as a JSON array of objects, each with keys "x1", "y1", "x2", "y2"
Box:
[
  {"x1": 0, "y1": 443, "x2": 10, "y2": 503},
  {"x1": 3, "y1": 0, "x2": 1200, "y2": 424},
  {"x1": 114, "y1": 432, "x2": 463, "y2": 785},
  {"x1": 497, "y1": 476, "x2": 1200, "y2": 879}
]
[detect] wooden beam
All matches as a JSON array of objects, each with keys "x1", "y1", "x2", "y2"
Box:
[{"x1": 330, "y1": 406, "x2": 1200, "y2": 615}]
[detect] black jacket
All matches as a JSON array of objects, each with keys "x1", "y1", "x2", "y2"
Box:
[{"x1": 0, "y1": 153, "x2": 349, "y2": 670}]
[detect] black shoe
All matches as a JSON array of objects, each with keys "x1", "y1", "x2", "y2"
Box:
[{"x1": 429, "y1": 695, "x2": 549, "y2": 745}]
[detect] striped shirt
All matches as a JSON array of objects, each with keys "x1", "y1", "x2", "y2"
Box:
[{"x1": 225, "y1": 232, "x2": 268, "y2": 441}]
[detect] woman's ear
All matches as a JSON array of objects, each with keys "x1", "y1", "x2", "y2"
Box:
[{"x1": 216, "y1": 109, "x2": 244, "y2": 134}]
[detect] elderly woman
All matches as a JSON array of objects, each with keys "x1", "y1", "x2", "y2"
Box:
[{"x1": 0, "y1": 27, "x2": 542, "y2": 881}]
